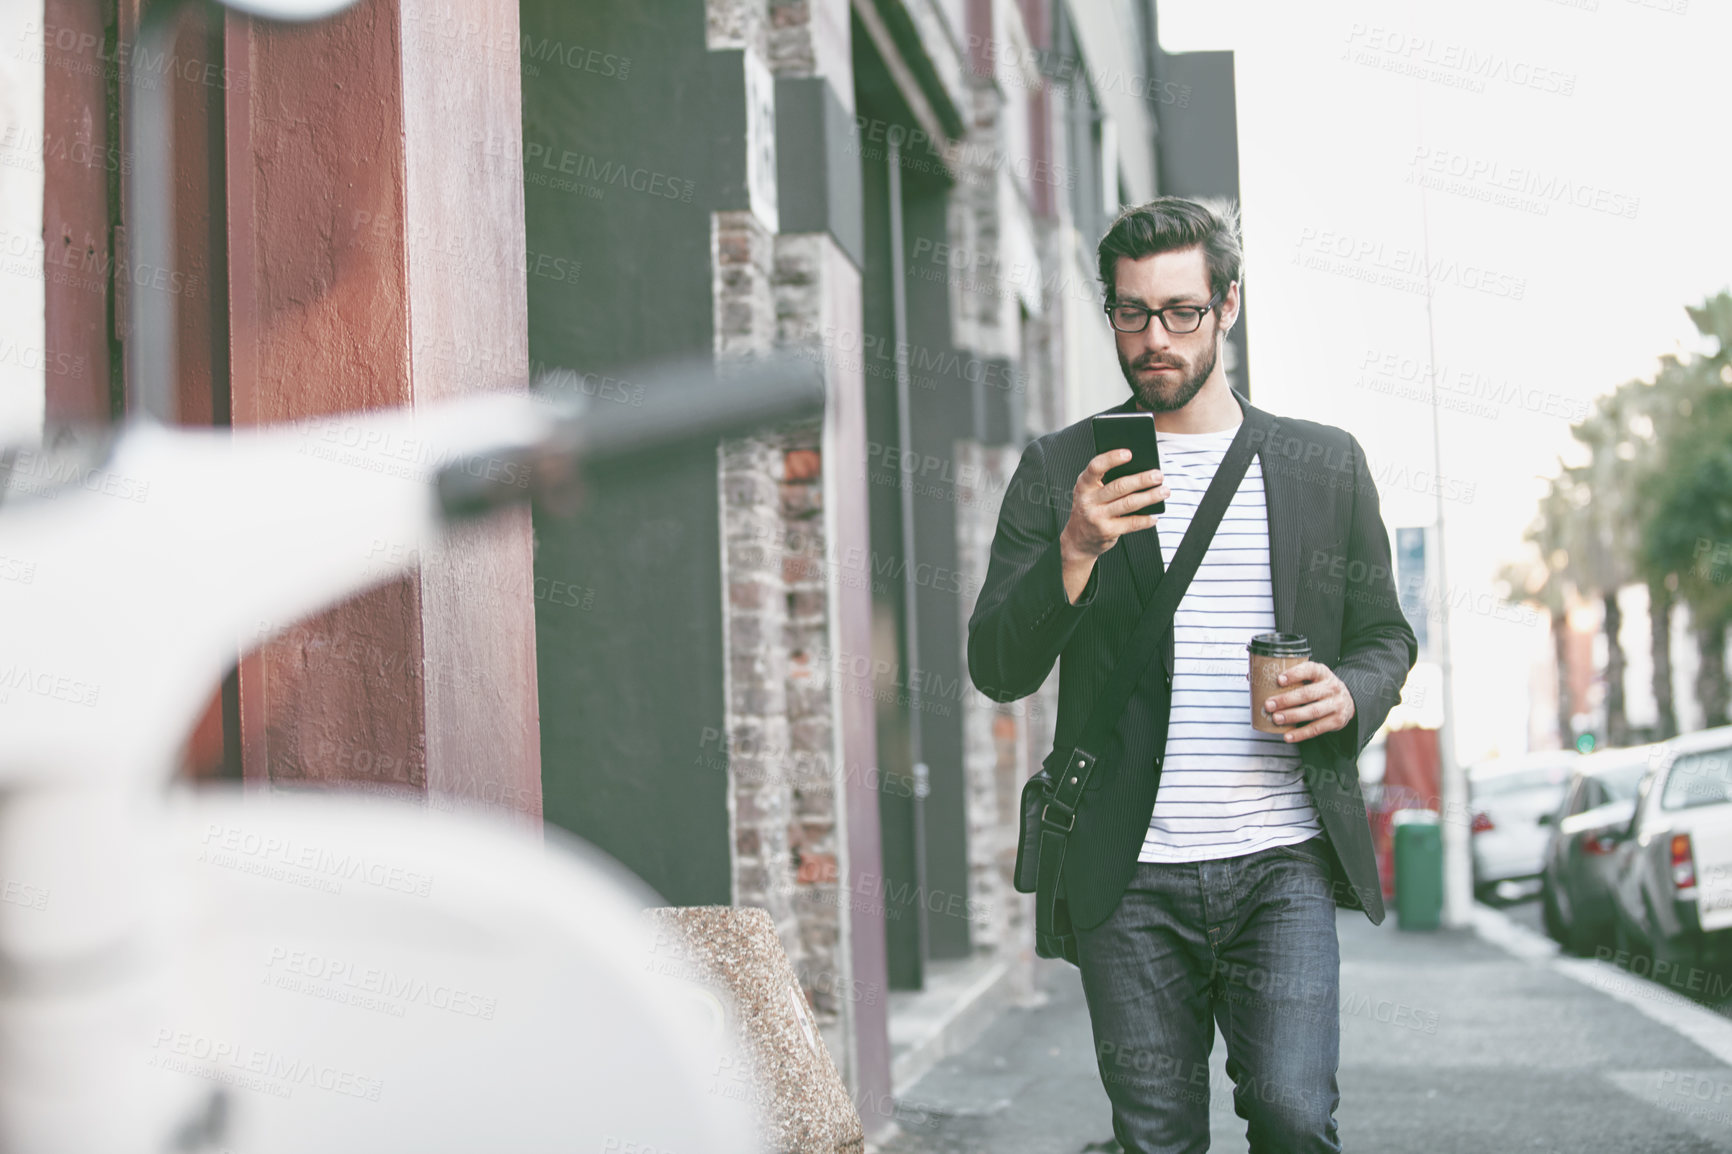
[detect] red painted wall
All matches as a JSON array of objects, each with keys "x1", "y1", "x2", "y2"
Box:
[
  {"x1": 223, "y1": 0, "x2": 541, "y2": 819},
  {"x1": 42, "y1": 0, "x2": 116, "y2": 426}
]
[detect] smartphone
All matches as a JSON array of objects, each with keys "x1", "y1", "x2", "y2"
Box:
[{"x1": 1091, "y1": 412, "x2": 1164, "y2": 517}]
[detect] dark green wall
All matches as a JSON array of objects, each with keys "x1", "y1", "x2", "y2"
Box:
[
  {"x1": 853, "y1": 21, "x2": 981, "y2": 975},
  {"x1": 900, "y1": 173, "x2": 974, "y2": 961},
  {"x1": 520, "y1": 0, "x2": 731, "y2": 905}
]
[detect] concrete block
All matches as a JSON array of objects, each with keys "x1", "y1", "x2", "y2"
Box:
[{"x1": 644, "y1": 906, "x2": 865, "y2": 1153}]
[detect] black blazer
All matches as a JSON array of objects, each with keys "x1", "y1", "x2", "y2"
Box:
[{"x1": 967, "y1": 389, "x2": 1418, "y2": 929}]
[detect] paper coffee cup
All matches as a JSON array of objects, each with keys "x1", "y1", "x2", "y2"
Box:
[{"x1": 1247, "y1": 632, "x2": 1310, "y2": 734}]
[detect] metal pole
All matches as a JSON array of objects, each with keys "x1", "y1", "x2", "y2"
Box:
[
  {"x1": 885, "y1": 138, "x2": 931, "y2": 965},
  {"x1": 1413, "y1": 93, "x2": 1470, "y2": 929}
]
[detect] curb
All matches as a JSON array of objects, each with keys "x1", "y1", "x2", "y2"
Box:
[
  {"x1": 886, "y1": 954, "x2": 1019, "y2": 1097},
  {"x1": 1471, "y1": 901, "x2": 1732, "y2": 1065}
]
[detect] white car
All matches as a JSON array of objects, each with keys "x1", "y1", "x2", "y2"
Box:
[
  {"x1": 1468, "y1": 750, "x2": 1578, "y2": 897},
  {"x1": 1609, "y1": 726, "x2": 1732, "y2": 978}
]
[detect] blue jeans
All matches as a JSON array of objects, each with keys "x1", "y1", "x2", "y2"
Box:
[{"x1": 1074, "y1": 835, "x2": 1342, "y2": 1153}]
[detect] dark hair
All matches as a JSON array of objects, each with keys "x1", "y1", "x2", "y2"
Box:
[{"x1": 1096, "y1": 197, "x2": 1242, "y2": 305}]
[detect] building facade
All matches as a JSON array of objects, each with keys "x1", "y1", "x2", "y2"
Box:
[{"x1": 5, "y1": 0, "x2": 1243, "y2": 1135}]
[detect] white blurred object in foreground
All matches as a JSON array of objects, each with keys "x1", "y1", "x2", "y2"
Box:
[{"x1": 0, "y1": 397, "x2": 764, "y2": 1153}]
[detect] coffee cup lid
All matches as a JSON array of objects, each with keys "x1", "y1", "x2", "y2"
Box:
[{"x1": 1247, "y1": 632, "x2": 1310, "y2": 656}]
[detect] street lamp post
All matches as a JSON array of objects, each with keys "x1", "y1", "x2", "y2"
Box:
[{"x1": 1413, "y1": 93, "x2": 1472, "y2": 929}]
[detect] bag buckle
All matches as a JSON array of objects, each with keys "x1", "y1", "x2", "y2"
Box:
[{"x1": 1040, "y1": 801, "x2": 1076, "y2": 834}]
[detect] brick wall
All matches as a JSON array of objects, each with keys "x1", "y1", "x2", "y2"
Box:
[
  {"x1": 947, "y1": 46, "x2": 1073, "y2": 991},
  {"x1": 1028, "y1": 217, "x2": 1069, "y2": 436},
  {"x1": 766, "y1": 0, "x2": 852, "y2": 101},
  {"x1": 722, "y1": 429, "x2": 799, "y2": 940},
  {"x1": 774, "y1": 233, "x2": 847, "y2": 1052},
  {"x1": 718, "y1": 210, "x2": 860, "y2": 1061},
  {"x1": 716, "y1": 209, "x2": 803, "y2": 970},
  {"x1": 713, "y1": 0, "x2": 865, "y2": 1073},
  {"x1": 956, "y1": 441, "x2": 1059, "y2": 998},
  {"x1": 946, "y1": 81, "x2": 1016, "y2": 362},
  {"x1": 707, "y1": 0, "x2": 767, "y2": 55},
  {"x1": 782, "y1": 422, "x2": 842, "y2": 1007}
]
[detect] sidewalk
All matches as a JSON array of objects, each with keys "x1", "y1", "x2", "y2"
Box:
[{"x1": 865, "y1": 903, "x2": 1732, "y2": 1153}]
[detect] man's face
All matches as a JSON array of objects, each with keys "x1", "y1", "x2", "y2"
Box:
[{"x1": 1110, "y1": 245, "x2": 1237, "y2": 412}]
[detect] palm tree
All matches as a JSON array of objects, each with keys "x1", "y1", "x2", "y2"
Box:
[
  {"x1": 1644, "y1": 402, "x2": 1732, "y2": 728},
  {"x1": 1564, "y1": 392, "x2": 1659, "y2": 746},
  {"x1": 1527, "y1": 291, "x2": 1732, "y2": 739},
  {"x1": 1620, "y1": 360, "x2": 1699, "y2": 739},
  {"x1": 1640, "y1": 295, "x2": 1732, "y2": 729},
  {"x1": 1498, "y1": 552, "x2": 1573, "y2": 749},
  {"x1": 1648, "y1": 573, "x2": 1680, "y2": 740},
  {"x1": 1593, "y1": 368, "x2": 1691, "y2": 739}
]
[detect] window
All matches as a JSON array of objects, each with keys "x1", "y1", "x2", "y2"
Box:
[
  {"x1": 1599, "y1": 763, "x2": 1648, "y2": 804},
  {"x1": 1055, "y1": 5, "x2": 1107, "y2": 245},
  {"x1": 1471, "y1": 764, "x2": 1571, "y2": 799},
  {"x1": 1660, "y1": 747, "x2": 1732, "y2": 811}
]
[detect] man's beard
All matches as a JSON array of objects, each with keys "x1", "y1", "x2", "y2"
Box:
[{"x1": 1119, "y1": 336, "x2": 1219, "y2": 413}]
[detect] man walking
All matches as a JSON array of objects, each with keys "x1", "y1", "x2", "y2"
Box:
[{"x1": 967, "y1": 197, "x2": 1417, "y2": 1153}]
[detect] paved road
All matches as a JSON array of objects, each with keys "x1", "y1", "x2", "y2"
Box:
[{"x1": 868, "y1": 903, "x2": 1732, "y2": 1153}]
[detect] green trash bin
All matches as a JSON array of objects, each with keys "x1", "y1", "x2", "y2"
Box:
[{"x1": 1391, "y1": 809, "x2": 1443, "y2": 931}]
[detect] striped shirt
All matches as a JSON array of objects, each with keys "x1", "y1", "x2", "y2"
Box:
[{"x1": 1137, "y1": 422, "x2": 1323, "y2": 863}]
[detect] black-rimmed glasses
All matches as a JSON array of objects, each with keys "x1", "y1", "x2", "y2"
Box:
[{"x1": 1105, "y1": 291, "x2": 1222, "y2": 335}]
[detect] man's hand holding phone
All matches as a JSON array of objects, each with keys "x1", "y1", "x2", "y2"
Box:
[{"x1": 1057, "y1": 450, "x2": 1168, "y2": 604}]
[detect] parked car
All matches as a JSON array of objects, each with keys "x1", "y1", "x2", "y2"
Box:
[
  {"x1": 1539, "y1": 745, "x2": 1656, "y2": 953},
  {"x1": 1468, "y1": 751, "x2": 1577, "y2": 898},
  {"x1": 1608, "y1": 726, "x2": 1732, "y2": 979}
]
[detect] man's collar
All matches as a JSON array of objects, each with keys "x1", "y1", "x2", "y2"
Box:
[{"x1": 1111, "y1": 387, "x2": 1272, "y2": 428}]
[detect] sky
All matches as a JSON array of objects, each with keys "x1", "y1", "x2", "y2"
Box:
[{"x1": 1158, "y1": 0, "x2": 1732, "y2": 762}]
